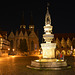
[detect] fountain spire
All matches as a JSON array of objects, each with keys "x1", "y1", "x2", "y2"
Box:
[
  {"x1": 45, "y1": 3, "x2": 51, "y2": 25},
  {"x1": 41, "y1": 4, "x2": 56, "y2": 58}
]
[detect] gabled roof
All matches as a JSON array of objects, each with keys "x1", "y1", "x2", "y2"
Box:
[
  {"x1": 0, "y1": 31, "x2": 7, "y2": 38},
  {"x1": 17, "y1": 27, "x2": 38, "y2": 37},
  {"x1": 54, "y1": 33, "x2": 75, "y2": 40},
  {"x1": 18, "y1": 28, "x2": 31, "y2": 36}
]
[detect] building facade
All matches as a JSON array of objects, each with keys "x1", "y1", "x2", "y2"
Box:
[
  {"x1": 54, "y1": 33, "x2": 75, "y2": 56},
  {"x1": 8, "y1": 10, "x2": 75, "y2": 56},
  {"x1": 8, "y1": 24, "x2": 39, "y2": 55},
  {"x1": 0, "y1": 31, "x2": 10, "y2": 56}
]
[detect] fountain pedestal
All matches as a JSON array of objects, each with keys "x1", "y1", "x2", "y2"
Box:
[{"x1": 41, "y1": 43, "x2": 56, "y2": 58}]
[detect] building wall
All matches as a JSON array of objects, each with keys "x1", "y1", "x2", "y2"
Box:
[
  {"x1": 28, "y1": 31, "x2": 39, "y2": 54},
  {"x1": 55, "y1": 37, "x2": 75, "y2": 56},
  {"x1": 8, "y1": 25, "x2": 39, "y2": 55},
  {"x1": 0, "y1": 34, "x2": 10, "y2": 56}
]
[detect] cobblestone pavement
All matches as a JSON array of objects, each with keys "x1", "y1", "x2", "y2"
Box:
[{"x1": 0, "y1": 56, "x2": 75, "y2": 75}]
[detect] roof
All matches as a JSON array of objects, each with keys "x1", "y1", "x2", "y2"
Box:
[
  {"x1": 0, "y1": 31, "x2": 7, "y2": 38},
  {"x1": 17, "y1": 27, "x2": 38, "y2": 36},
  {"x1": 0, "y1": 31, "x2": 7, "y2": 35},
  {"x1": 18, "y1": 28, "x2": 30, "y2": 35},
  {"x1": 54, "y1": 33, "x2": 75, "y2": 40}
]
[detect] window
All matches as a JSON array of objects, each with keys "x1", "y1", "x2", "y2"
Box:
[
  {"x1": 10, "y1": 40, "x2": 13, "y2": 50},
  {"x1": 61, "y1": 50, "x2": 66, "y2": 55},
  {"x1": 67, "y1": 50, "x2": 71, "y2": 55},
  {"x1": 20, "y1": 39, "x2": 28, "y2": 52},
  {"x1": 31, "y1": 41, "x2": 34, "y2": 51},
  {"x1": 16, "y1": 39, "x2": 18, "y2": 48},
  {"x1": 56, "y1": 50, "x2": 60, "y2": 56},
  {"x1": 20, "y1": 39, "x2": 22, "y2": 45}
]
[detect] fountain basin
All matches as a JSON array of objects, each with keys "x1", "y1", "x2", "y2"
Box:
[
  {"x1": 31, "y1": 59, "x2": 67, "y2": 68},
  {"x1": 26, "y1": 58, "x2": 70, "y2": 70}
]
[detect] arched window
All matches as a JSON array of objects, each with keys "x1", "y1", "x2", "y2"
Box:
[
  {"x1": 61, "y1": 50, "x2": 66, "y2": 55},
  {"x1": 31, "y1": 41, "x2": 34, "y2": 51},
  {"x1": 20, "y1": 39, "x2": 22, "y2": 45},
  {"x1": 23, "y1": 39, "x2": 28, "y2": 52},
  {"x1": 56, "y1": 50, "x2": 60, "y2": 56},
  {"x1": 67, "y1": 50, "x2": 71, "y2": 55},
  {"x1": 10, "y1": 40, "x2": 13, "y2": 50},
  {"x1": 20, "y1": 39, "x2": 22, "y2": 51},
  {"x1": 20, "y1": 39, "x2": 28, "y2": 52},
  {"x1": 73, "y1": 49, "x2": 75, "y2": 55},
  {"x1": 16, "y1": 39, "x2": 18, "y2": 49}
]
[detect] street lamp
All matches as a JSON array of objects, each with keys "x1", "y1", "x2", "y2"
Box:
[
  {"x1": 8, "y1": 48, "x2": 10, "y2": 51},
  {"x1": 12, "y1": 49, "x2": 15, "y2": 56},
  {"x1": 13, "y1": 49, "x2": 14, "y2": 51},
  {"x1": 8, "y1": 48, "x2": 10, "y2": 57}
]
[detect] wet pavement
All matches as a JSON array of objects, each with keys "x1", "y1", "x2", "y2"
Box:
[{"x1": 0, "y1": 56, "x2": 75, "y2": 75}]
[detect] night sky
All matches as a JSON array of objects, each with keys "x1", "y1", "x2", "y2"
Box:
[{"x1": 0, "y1": 0, "x2": 75, "y2": 43}]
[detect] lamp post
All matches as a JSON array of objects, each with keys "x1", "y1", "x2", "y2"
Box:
[
  {"x1": 12, "y1": 49, "x2": 15, "y2": 56},
  {"x1": 8, "y1": 48, "x2": 10, "y2": 57}
]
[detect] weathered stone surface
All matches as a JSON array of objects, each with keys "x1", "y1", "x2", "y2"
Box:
[{"x1": 31, "y1": 59, "x2": 67, "y2": 68}]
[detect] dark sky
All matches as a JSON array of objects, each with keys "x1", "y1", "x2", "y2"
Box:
[{"x1": 0, "y1": 0, "x2": 75, "y2": 43}]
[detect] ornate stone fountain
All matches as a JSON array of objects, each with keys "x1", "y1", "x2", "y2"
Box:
[
  {"x1": 41, "y1": 6, "x2": 56, "y2": 59},
  {"x1": 27, "y1": 5, "x2": 70, "y2": 70}
]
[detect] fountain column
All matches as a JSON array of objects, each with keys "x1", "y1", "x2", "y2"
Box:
[{"x1": 41, "y1": 6, "x2": 56, "y2": 59}]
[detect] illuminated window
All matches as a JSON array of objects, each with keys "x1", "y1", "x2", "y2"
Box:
[
  {"x1": 67, "y1": 50, "x2": 71, "y2": 55},
  {"x1": 23, "y1": 25, "x2": 26, "y2": 28},
  {"x1": 20, "y1": 25, "x2": 22, "y2": 28},
  {"x1": 73, "y1": 49, "x2": 75, "y2": 55},
  {"x1": 56, "y1": 50, "x2": 60, "y2": 56},
  {"x1": 61, "y1": 50, "x2": 66, "y2": 55}
]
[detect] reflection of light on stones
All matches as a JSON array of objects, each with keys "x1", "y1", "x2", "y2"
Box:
[
  {"x1": 11, "y1": 56, "x2": 15, "y2": 58},
  {"x1": 0, "y1": 59, "x2": 2, "y2": 61},
  {"x1": 11, "y1": 56, "x2": 15, "y2": 63}
]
